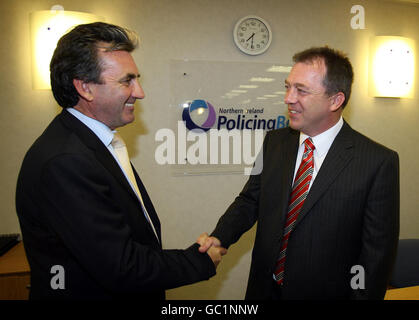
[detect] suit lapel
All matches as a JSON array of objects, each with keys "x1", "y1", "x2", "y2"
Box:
[
  {"x1": 132, "y1": 168, "x2": 162, "y2": 241},
  {"x1": 265, "y1": 128, "x2": 299, "y2": 229},
  {"x1": 295, "y1": 121, "x2": 355, "y2": 227},
  {"x1": 59, "y1": 110, "x2": 137, "y2": 200},
  {"x1": 277, "y1": 129, "x2": 300, "y2": 224},
  {"x1": 59, "y1": 110, "x2": 161, "y2": 243}
]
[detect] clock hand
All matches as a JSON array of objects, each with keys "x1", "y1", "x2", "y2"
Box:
[
  {"x1": 246, "y1": 33, "x2": 255, "y2": 42},
  {"x1": 246, "y1": 33, "x2": 255, "y2": 49}
]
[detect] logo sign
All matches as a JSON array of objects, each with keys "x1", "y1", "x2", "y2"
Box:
[
  {"x1": 168, "y1": 60, "x2": 291, "y2": 175},
  {"x1": 182, "y1": 99, "x2": 289, "y2": 132},
  {"x1": 182, "y1": 99, "x2": 217, "y2": 131}
]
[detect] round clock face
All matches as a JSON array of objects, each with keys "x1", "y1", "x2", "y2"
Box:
[{"x1": 233, "y1": 16, "x2": 272, "y2": 55}]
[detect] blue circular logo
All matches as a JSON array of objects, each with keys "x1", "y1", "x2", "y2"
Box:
[{"x1": 182, "y1": 100, "x2": 216, "y2": 132}]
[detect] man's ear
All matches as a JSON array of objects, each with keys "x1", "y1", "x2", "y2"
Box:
[
  {"x1": 329, "y1": 92, "x2": 345, "y2": 112},
  {"x1": 73, "y1": 79, "x2": 94, "y2": 102}
]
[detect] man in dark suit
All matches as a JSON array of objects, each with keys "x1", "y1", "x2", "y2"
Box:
[
  {"x1": 16, "y1": 22, "x2": 226, "y2": 300},
  {"x1": 198, "y1": 46, "x2": 399, "y2": 300}
]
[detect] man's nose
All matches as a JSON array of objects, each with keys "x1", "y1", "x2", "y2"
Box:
[
  {"x1": 284, "y1": 88, "x2": 297, "y2": 104},
  {"x1": 132, "y1": 81, "x2": 145, "y2": 99}
]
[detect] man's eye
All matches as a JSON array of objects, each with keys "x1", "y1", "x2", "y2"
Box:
[
  {"x1": 121, "y1": 79, "x2": 132, "y2": 86},
  {"x1": 297, "y1": 88, "x2": 308, "y2": 94}
]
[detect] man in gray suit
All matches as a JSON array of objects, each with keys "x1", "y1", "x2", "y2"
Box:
[{"x1": 198, "y1": 46, "x2": 399, "y2": 300}]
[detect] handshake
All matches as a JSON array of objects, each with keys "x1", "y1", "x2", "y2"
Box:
[{"x1": 196, "y1": 232, "x2": 227, "y2": 268}]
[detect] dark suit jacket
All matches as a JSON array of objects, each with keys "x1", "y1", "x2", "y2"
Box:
[
  {"x1": 16, "y1": 109, "x2": 215, "y2": 300},
  {"x1": 211, "y1": 121, "x2": 399, "y2": 300}
]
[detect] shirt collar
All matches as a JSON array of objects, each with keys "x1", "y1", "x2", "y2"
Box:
[
  {"x1": 299, "y1": 116, "x2": 344, "y2": 157},
  {"x1": 67, "y1": 107, "x2": 115, "y2": 147}
]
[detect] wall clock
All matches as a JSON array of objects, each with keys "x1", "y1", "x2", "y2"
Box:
[{"x1": 233, "y1": 15, "x2": 272, "y2": 55}]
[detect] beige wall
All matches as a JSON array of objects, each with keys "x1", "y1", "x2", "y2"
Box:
[{"x1": 1, "y1": 0, "x2": 418, "y2": 299}]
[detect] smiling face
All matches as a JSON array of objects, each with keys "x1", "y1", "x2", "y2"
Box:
[
  {"x1": 284, "y1": 59, "x2": 343, "y2": 137},
  {"x1": 75, "y1": 49, "x2": 145, "y2": 130},
  {"x1": 91, "y1": 50, "x2": 145, "y2": 130}
]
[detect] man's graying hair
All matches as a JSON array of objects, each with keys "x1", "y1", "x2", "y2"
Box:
[
  {"x1": 293, "y1": 46, "x2": 354, "y2": 109},
  {"x1": 50, "y1": 22, "x2": 138, "y2": 108}
]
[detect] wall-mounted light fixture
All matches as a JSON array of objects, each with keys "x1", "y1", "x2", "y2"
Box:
[
  {"x1": 369, "y1": 36, "x2": 415, "y2": 98},
  {"x1": 30, "y1": 8, "x2": 102, "y2": 89}
]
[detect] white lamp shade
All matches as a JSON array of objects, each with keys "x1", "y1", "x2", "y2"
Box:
[
  {"x1": 369, "y1": 36, "x2": 415, "y2": 98},
  {"x1": 30, "y1": 10, "x2": 103, "y2": 90}
]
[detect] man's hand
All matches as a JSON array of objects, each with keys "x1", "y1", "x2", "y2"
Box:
[
  {"x1": 197, "y1": 233, "x2": 227, "y2": 267},
  {"x1": 197, "y1": 232, "x2": 222, "y2": 253},
  {"x1": 206, "y1": 246, "x2": 227, "y2": 268}
]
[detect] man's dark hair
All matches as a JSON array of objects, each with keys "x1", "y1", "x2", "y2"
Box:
[
  {"x1": 293, "y1": 46, "x2": 354, "y2": 108},
  {"x1": 50, "y1": 22, "x2": 138, "y2": 108}
]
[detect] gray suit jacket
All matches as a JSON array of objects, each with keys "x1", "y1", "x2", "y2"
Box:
[{"x1": 212, "y1": 121, "x2": 399, "y2": 299}]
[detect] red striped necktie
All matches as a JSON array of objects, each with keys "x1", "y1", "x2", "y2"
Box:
[{"x1": 274, "y1": 138, "x2": 315, "y2": 285}]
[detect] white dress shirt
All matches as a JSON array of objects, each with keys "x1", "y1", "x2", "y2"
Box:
[
  {"x1": 67, "y1": 108, "x2": 136, "y2": 186},
  {"x1": 67, "y1": 108, "x2": 159, "y2": 241},
  {"x1": 292, "y1": 117, "x2": 344, "y2": 191}
]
